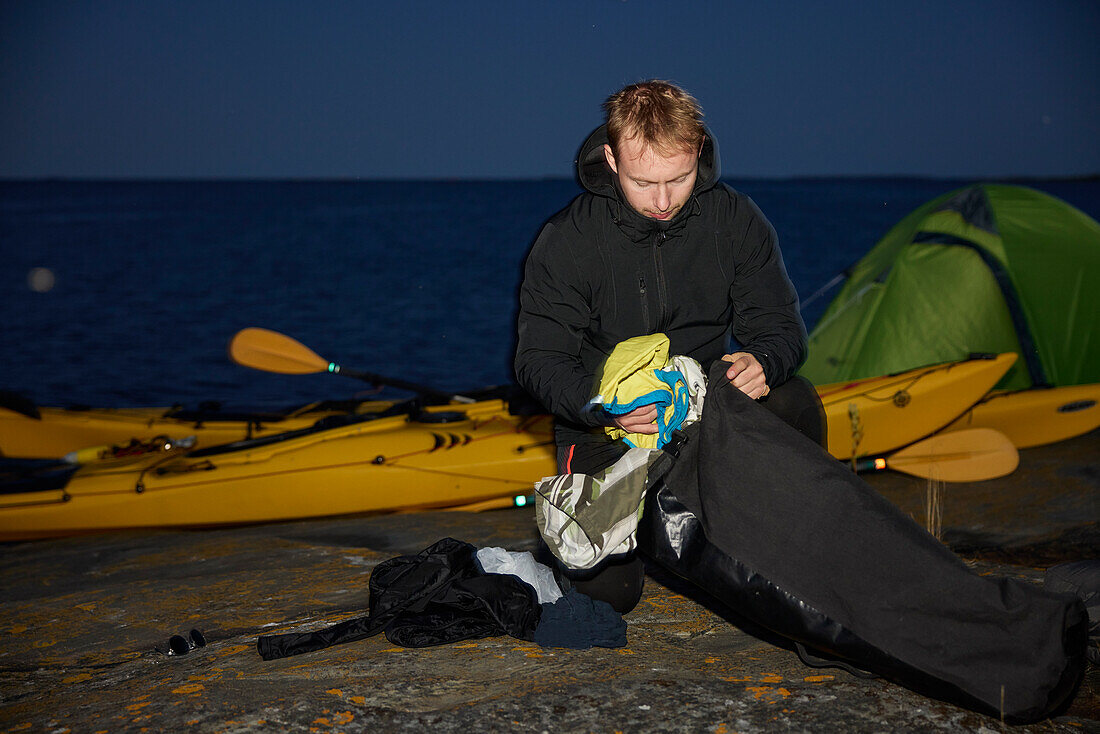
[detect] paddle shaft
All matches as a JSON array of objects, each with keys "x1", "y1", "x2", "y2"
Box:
[{"x1": 328, "y1": 364, "x2": 472, "y2": 403}]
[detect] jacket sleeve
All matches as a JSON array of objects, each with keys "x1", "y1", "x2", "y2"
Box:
[
  {"x1": 514, "y1": 222, "x2": 607, "y2": 428},
  {"x1": 727, "y1": 195, "x2": 807, "y2": 386}
]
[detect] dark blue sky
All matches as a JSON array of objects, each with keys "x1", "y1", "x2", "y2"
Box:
[{"x1": 2, "y1": 1, "x2": 1097, "y2": 179}]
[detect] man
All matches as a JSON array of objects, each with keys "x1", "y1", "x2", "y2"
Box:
[
  {"x1": 515, "y1": 80, "x2": 822, "y2": 611},
  {"x1": 514, "y1": 84, "x2": 1089, "y2": 715}
]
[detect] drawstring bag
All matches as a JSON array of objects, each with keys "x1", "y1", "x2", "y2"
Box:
[{"x1": 537, "y1": 334, "x2": 703, "y2": 569}]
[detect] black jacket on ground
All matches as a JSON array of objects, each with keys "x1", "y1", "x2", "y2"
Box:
[{"x1": 515, "y1": 125, "x2": 806, "y2": 448}]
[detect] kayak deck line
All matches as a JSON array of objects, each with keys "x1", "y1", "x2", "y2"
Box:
[
  {"x1": 135, "y1": 428, "x2": 548, "y2": 492},
  {"x1": 816, "y1": 354, "x2": 1002, "y2": 403},
  {"x1": 817, "y1": 368, "x2": 940, "y2": 401}
]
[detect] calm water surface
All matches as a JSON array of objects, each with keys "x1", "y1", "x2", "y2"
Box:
[{"x1": 2, "y1": 178, "x2": 1097, "y2": 408}]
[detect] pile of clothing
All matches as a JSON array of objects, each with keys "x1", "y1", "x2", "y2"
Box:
[{"x1": 256, "y1": 538, "x2": 627, "y2": 660}]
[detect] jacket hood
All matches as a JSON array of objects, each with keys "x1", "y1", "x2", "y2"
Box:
[{"x1": 575, "y1": 124, "x2": 721, "y2": 239}]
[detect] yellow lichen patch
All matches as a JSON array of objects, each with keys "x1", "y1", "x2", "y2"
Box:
[
  {"x1": 125, "y1": 702, "x2": 150, "y2": 713},
  {"x1": 746, "y1": 686, "x2": 772, "y2": 700},
  {"x1": 703, "y1": 656, "x2": 719, "y2": 664},
  {"x1": 721, "y1": 676, "x2": 752, "y2": 683},
  {"x1": 216, "y1": 644, "x2": 252, "y2": 656},
  {"x1": 62, "y1": 672, "x2": 93, "y2": 684},
  {"x1": 759, "y1": 674, "x2": 783, "y2": 684},
  {"x1": 804, "y1": 674, "x2": 834, "y2": 683},
  {"x1": 330, "y1": 711, "x2": 354, "y2": 725},
  {"x1": 6, "y1": 624, "x2": 28, "y2": 634},
  {"x1": 31, "y1": 639, "x2": 57, "y2": 649},
  {"x1": 326, "y1": 688, "x2": 343, "y2": 697},
  {"x1": 745, "y1": 685, "x2": 790, "y2": 702},
  {"x1": 349, "y1": 696, "x2": 367, "y2": 705},
  {"x1": 74, "y1": 602, "x2": 97, "y2": 612},
  {"x1": 171, "y1": 683, "x2": 205, "y2": 695},
  {"x1": 712, "y1": 724, "x2": 728, "y2": 733},
  {"x1": 288, "y1": 662, "x2": 322, "y2": 671},
  {"x1": 453, "y1": 642, "x2": 478, "y2": 649},
  {"x1": 617, "y1": 648, "x2": 635, "y2": 655},
  {"x1": 511, "y1": 645, "x2": 541, "y2": 654}
]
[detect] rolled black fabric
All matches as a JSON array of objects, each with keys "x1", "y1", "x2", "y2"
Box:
[
  {"x1": 1045, "y1": 560, "x2": 1100, "y2": 665},
  {"x1": 257, "y1": 538, "x2": 541, "y2": 660},
  {"x1": 639, "y1": 362, "x2": 1086, "y2": 722},
  {"x1": 383, "y1": 572, "x2": 542, "y2": 648}
]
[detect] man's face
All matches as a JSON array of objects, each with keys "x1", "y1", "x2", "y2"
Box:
[{"x1": 604, "y1": 136, "x2": 700, "y2": 221}]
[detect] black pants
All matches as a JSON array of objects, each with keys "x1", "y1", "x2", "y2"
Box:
[{"x1": 552, "y1": 376, "x2": 826, "y2": 614}]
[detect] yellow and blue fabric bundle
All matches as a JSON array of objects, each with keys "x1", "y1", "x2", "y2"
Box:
[{"x1": 589, "y1": 333, "x2": 706, "y2": 449}]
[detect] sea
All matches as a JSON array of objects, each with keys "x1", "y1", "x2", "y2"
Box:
[{"x1": 2, "y1": 177, "x2": 1098, "y2": 410}]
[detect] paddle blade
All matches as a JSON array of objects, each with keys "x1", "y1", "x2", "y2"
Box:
[
  {"x1": 885, "y1": 428, "x2": 1019, "y2": 482},
  {"x1": 228, "y1": 328, "x2": 330, "y2": 375}
]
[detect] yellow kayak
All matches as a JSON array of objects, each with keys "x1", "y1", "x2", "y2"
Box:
[
  {"x1": 0, "y1": 398, "x2": 402, "y2": 459},
  {"x1": 816, "y1": 353, "x2": 1017, "y2": 460},
  {"x1": 942, "y1": 383, "x2": 1100, "y2": 449},
  {"x1": 0, "y1": 398, "x2": 555, "y2": 541}
]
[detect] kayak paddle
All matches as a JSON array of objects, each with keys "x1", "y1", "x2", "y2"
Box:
[
  {"x1": 228, "y1": 327, "x2": 474, "y2": 403},
  {"x1": 855, "y1": 428, "x2": 1018, "y2": 482}
]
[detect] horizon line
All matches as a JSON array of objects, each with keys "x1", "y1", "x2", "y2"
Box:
[{"x1": 2, "y1": 173, "x2": 1098, "y2": 184}]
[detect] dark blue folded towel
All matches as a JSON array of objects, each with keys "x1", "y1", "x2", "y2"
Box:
[{"x1": 534, "y1": 589, "x2": 627, "y2": 649}]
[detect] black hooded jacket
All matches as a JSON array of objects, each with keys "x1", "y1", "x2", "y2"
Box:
[{"x1": 515, "y1": 125, "x2": 806, "y2": 448}]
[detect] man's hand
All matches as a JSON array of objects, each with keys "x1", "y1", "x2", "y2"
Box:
[
  {"x1": 721, "y1": 352, "x2": 770, "y2": 399},
  {"x1": 610, "y1": 403, "x2": 660, "y2": 434}
]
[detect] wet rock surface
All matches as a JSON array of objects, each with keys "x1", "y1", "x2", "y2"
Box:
[{"x1": 1, "y1": 431, "x2": 1096, "y2": 732}]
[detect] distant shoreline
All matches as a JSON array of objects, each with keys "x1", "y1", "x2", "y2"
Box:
[{"x1": 2, "y1": 174, "x2": 1098, "y2": 184}]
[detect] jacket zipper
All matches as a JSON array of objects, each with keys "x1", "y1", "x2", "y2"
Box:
[
  {"x1": 653, "y1": 231, "x2": 669, "y2": 330},
  {"x1": 637, "y1": 274, "x2": 650, "y2": 330}
]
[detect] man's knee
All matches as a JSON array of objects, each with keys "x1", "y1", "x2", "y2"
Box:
[{"x1": 554, "y1": 553, "x2": 645, "y2": 614}]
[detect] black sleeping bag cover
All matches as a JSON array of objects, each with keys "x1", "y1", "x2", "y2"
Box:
[{"x1": 639, "y1": 362, "x2": 1086, "y2": 722}]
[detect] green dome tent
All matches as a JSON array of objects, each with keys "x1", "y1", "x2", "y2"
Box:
[{"x1": 800, "y1": 184, "x2": 1100, "y2": 391}]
